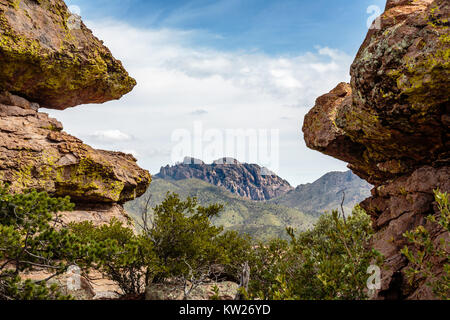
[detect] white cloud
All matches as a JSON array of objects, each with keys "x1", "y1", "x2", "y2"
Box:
[
  {"x1": 46, "y1": 20, "x2": 351, "y2": 185},
  {"x1": 189, "y1": 109, "x2": 209, "y2": 116},
  {"x1": 88, "y1": 130, "x2": 132, "y2": 142},
  {"x1": 144, "y1": 147, "x2": 172, "y2": 157},
  {"x1": 86, "y1": 20, "x2": 351, "y2": 107}
]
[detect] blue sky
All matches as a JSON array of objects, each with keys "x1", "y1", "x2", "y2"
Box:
[
  {"x1": 50, "y1": 0, "x2": 386, "y2": 186},
  {"x1": 67, "y1": 0, "x2": 385, "y2": 55}
]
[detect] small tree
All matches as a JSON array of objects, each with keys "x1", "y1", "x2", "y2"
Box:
[
  {"x1": 147, "y1": 192, "x2": 226, "y2": 299},
  {"x1": 289, "y1": 206, "x2": 382, "y2": 300},
  {"x1": 69, "y1": 219, "x2": 159, "y2": 296},
  {"x1": 0, "y1": 186, "x2": 85, "y2": 300},
  {"x1": 70, "y1": 192, "x2": 252, "y2": 300},
  {"x1": 214, "y1": 230, "x2": 253, "y2": 282},
  {"x1": 246, "y1": 238, "x2": 291, "y2": 300}
]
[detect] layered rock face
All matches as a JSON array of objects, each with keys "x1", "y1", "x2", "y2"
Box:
[
  {"x1": 303, "y1": 0, "x2": 449, "y2": 299},
  {"x1": 0, "y1": 93, "x2": 149, "y2": 204},
  {"x1": 0, "y1": 0, "x2": 150, "y2": 224},
  {"x1": 156, "y1": 157, "x2": 293, "y2": 201}
]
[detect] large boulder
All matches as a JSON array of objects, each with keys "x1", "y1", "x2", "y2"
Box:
[
  {"x1": 305, "y1": 0, "x2": 449, "y2": 185},
  {"x1": 303, "y1": 0, "x2": 449, "y2": 299},
  {"x1": 0, "y1": 0, "x2": 136, "y2": 109}
]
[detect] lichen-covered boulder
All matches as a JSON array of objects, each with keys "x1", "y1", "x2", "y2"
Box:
[
  {"x1": 303, "y1": 0, "x2": 449, "y2": 299},
  {"x1": 347, "y1": 0, "x2": 448, "y2": 181},
  {"x1": 305, "y1": 0, "x2": 449, "y2": 186},
  {"x1": 0, "y1": 0, "x2": 136, "y2": 109},
  {"x1": 302, "y1": 82, "x2": 373, "y2": 181},
  {"x1": 0, "y1": 93, "x2": 151, "y2": 204}
]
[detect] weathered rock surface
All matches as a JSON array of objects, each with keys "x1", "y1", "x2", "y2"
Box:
[
  {"x1": 0, "y1": 1, "x2": 149, "y2": 226},
  {"x1": 0, "y1": 92, "x2": 151, "y2": 225},
  {"x1": 0, "y1": 0, "x2": 151, "y2": 299},
  {"x1": 0, "y1": 94, "x2": 150, "y2": 204},
  {"x1": 0, "y1": 0, "x2": 136, "y2": 109},
  {"x1": 156, "y1": 157, "x2": 293, "y2": 201},
  {"x1": 59, "y1": 203, "x2": 132, "y2": 226},
  {"x1": 303, "y1": 0, "x2": 449, "y2": 299},
  {"x1": 22, "y1": 269, "x2": 122, "y2": 300}
]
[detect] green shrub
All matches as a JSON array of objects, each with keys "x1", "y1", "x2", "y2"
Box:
[
  {"x1": 70, "y1": 192, "x2": 252, "y2": 299},
  {"x1": 289, "y1": 206, "x2": 382, "y2": 299},
  {"x1": 247, "y1": 206, "x2": 382, "y2": 300},
  {"x1": 401, "y1": 190, "x2": 449, "y2": 300},
  {"x1": 214, "y1": 230, "x2": 253, "y2": 281},
  {"x1": 246, "y1": 238, "x2": 291, "y2": 299},
  {"x1": 0, "y1": 185, "x2": 387, "y2": 301},
  {"x1": 148, "y1": 193, "x2": 226, "y2": 282}
]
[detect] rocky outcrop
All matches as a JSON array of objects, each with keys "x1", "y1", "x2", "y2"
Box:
[
  {"x1": 0, "y1": 93, "x2": 150, "y2": 223},
  {"x1": 156, "y1": 157, "x2": 293, "y2": 201},
  {"x1": 0, "y1": 0, "x2": 150, "y2": 225},
  {"x1": 58, "y1": 203, "x2": 133, "y2": 226},
  {"x1": 0, "y1": 0, "x2": 136, "y2": 110},
  {"x1": 0, "y1": 95, "x2": 150, "y2": 204},
  {"x1": 303, "y1": 0, "x2": 449, "y2": 299}
]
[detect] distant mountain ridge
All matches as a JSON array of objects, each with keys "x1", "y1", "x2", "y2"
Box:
[
  {"x1": 126, "y1": 162, "x2": 373, "y2": 240},
  {"x1": 156, "y1": 157, "x2": 294, "y2": 201},
  {"x1": 270, "y1": 170, "x2": 372, "y2": 216}
]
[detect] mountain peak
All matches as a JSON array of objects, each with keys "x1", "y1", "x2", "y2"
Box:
[
  {"x1": 156, "y1": 158, "x2": 293, "y2": 201},
  {"x1": 273, "y1": 170, "x2": 372, "y2": 216}
]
